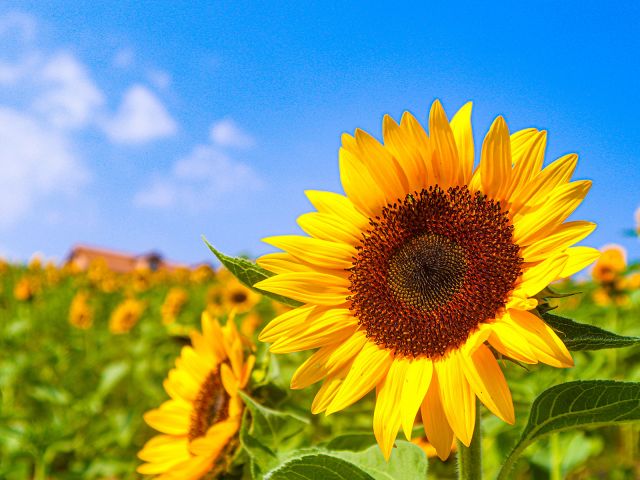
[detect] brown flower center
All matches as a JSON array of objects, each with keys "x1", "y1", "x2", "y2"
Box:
[
  {"x1": 349, "y1": 185, "x2": 522, "y2": 359},
  {"x1": 188, "y1": 370, "x2": 230, "y2": 441}
]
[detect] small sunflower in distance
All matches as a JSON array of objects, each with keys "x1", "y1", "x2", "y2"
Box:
[
  {"x1": 255, "y1": 100, "x2": 600, "y2": 460},
  {"x1": 138, "y1": 311, "x2": 254, "y2": 479}
]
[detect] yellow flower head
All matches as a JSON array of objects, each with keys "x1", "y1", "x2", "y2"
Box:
[
  {"x1": 190, "y1": 264, "x2": 215, "y2": 284},
  {"x1": 222, "y1": 277, "x2": 261, "y2": 313},
  {"x1": 255, "y1": 100, "x2": 599, "y2": 460},
  {"x1": 14, "y1": 276, "x2": 39, "y2": 301},
  {"x1": 69, "y1": 291, "x2": 93, "y2": 330},
  {"x1": 592, "y1": 244, "x2": 627, "y2": 284},
  {"x1": 162, "y1": 287, "x2": 189, "y2": 325},
  {"x1": 138, "y1": 311, "x2": 255, "y2": 479},
  {"x1": 109, "y1": 298, "x2": 145, "y2": 334}
]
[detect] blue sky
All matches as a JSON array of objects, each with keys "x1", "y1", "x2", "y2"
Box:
[{"x1": 0, "y1": 1, "x2": 638, "y2": 266}]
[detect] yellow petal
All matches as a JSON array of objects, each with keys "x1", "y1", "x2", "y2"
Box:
[
  {"x1": 559, "y1": 246, "x2": 600, "y2": 278},
  {"x1": 311, "y1": 362, "x2": 352, "y2": 414},
  {"x1": 190, "y1": 419, "x2": 239, "y2": 456},
  {"x1": 143, "y1": 401, "x2": 191, "y2": 435},
  {"x1": 506, "y1": 130, "x2": 547, "y2": 200},
  {"x1": 510, "y1": 128, "x2": 541, "y2": 165},
  {"x1": 373, "y1": 359, "x2": 407, "y2": 460},
  {"x1": 461, "y1": 344, "x2": 515, "y2": 424},
  {"x1": 352, "y1": 128, "x2": 409, "y2": 200},
  {"x1": 254, "y1": 272, "x2": 350, "y2": 306},
  {"x1": 516, "y1": 254, "x2": 568, "y2": 297},
  {"x1": 480, "y1": 116, "x2": 511, "y2": 200},
  {"x1": 429, "y1": 99, "x2": 459, "y2": 188},
  {"x1": 520, "y1": 221, "x2": 597, "y2": 262},
  {"x1": 435, "y1": 354, "x2": 476, "y2": 446},
  {"x1": 297, "y1": 212, "x2": 362, "y2": 245},
  {"x1": 339, "y1": 146, "x2": 390, "y2": 218},
  {"x1": 257, "y1": 252, "x2": 317, "y2": 274},
  {"x1": 513, "y1": 180, "x2": 592, "y2": 245},
  {"x1": 420, "y1": 370, "x2": 455, "y2": 461},
  {"x1": 512, "y1": 153, "x2": 578, "y2": 214},
  {"x1": 382, "y1": 113, "x2": 429, "y2": 192},
  {"x1": 326, "y1": 341, "x2": 393, "y2": 414},
  {"x1": 401, "y1": 357, "x2": 433, "y2": 440},
  {"x1": 291, "y1": 331, "x2": 368, "y2": 389},
  {"x1": 269, "y1": 308, "x2": 358, "y2": 353},
  {"x1": 138, "y1": 435, "x2": 189, "y2": 462},
  {"x1": 505, "y1": 309, "x2": 573, "y2": 368},
  {"x1": 259, "y1": 305, "x2": 317, "y2": 342},
  {"x1": 450, "y1": 101, "x2": 474, "y2": 184},
  {"x1": 488, "y1": 321, "x2": 538, "y2": 364},
  {"x1": 263, "y1": 235, "x2": 355, "y2": 270},
  {"x1": 304, "y1": 190, "x2": 370, "y2": 231}
]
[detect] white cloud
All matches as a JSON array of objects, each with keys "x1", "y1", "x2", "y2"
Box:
[
  {"x1": 0, "y1": 106, "x2": 89, "y2": 226},
  {"x1": 103, "y1": 85, "x2": 177, "y2": 144},
  {"x1": 210, "y1": 118, "x2": 255, "y2": 149},
  {"x1": 33, "y1": 52, "x2": 105, "y2": 129},
  {"x1": 135, "y1": 145, "x2": 263, "y2": 211}
]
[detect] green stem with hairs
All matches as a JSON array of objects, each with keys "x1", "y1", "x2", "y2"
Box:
[{"x1": 457, "y1": 399, "x2": 482, "y2": 480}]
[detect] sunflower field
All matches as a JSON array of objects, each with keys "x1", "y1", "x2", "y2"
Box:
[{"x1": 2, "y1": 103, "x2": 640, "y2": 480}]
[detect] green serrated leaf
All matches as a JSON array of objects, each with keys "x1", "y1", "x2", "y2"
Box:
[
  {"x1": 202, "y1": 237, "x2": 303, "y2": 308},
  {"x1": 543, "y1": 312, "x2": 640, "y2": 351},
  {"x1": 264, "y1": 453, "x2": 375, "y2": 480},
  {"x1": 497, "y1": 380, "x2": 640, "y2": 479},
  {"x1": 332, "y1": 441, "x2": 428, "y2": 480},
  {"x1": 238, "y1": 392, "x2": 309, "y2": 477},
  {"x1": 265, "y1": 442, "x2": 428, "y2": 480}
]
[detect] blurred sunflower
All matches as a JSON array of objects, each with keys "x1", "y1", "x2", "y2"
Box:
[
  {"x1": 14, "y1": 276, "x2": 39, "y2": 301},
  {"x1": 138, "y1": 312, "x2": 255, "y2": 479},
  {"x1": 222, "y1": 277, "x2": 261, "y2": 313},
  {"x1": 69, "y1": 291, "x2": 93, "y2": 329},
  {"x1": 255, "y1": 100, "x2": 599, "y2": 459},
  {"x1": 109, "y1": 298, "x2": 145, "y2": 334},
  {"x1": 162, "y1": 287, "x2": 189, "y2": 325},
  {"x1": 591, "y1": 244, "x2": 628, "y2": 306}
]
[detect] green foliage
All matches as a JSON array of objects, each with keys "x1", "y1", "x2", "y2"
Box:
[
  {"x1": 239, "y1": 392, "x2": 309, "y2": 477},
  {"x1": 498, "y1": 380, "x2": 640, "y2": 479},
  {"x1": 203, "y1": 238, "x2": 303, "y2": 307},
  {"x1": 543, "y1": 312, "x2": 640, "y2": 351},
  {"x1": 263, "y1": 442, "x2": 428, "y2": 480}
]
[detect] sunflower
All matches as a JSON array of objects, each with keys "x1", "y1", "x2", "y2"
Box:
[
  {"x1": 161, "y1": 287, "x2": 189, "y2": 325},
  {"x1": 69, "y1": 291, "x2": 93, "y2": 329},
  {"x1": 108, "y1": 298, "x2": 145, "y2": 334},
  {"x1": 138, "y1": 311, "x2": 254, "y2": 479},
  {"x1": 255, "y1": 100, "x2": 600, "y2": 460}
]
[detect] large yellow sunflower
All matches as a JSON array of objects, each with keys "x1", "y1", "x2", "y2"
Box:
[
  {"x1": 255, "y1": 100, "x2": 600, "y2": 460},
  {"x1": 138, "y1": 311, "x2": 255, "y2": 479}
]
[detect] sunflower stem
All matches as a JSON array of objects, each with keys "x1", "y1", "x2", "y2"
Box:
[{"x1": 457, "y1": 400, "x2": 482, "y2": 480}]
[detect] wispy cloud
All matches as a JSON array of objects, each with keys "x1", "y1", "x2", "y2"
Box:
[
  {"x1": 102, "y1": 84, "x2": 177, "y2": 144},
  {"x1": 210, "y1": 118, "x2": 255, "y2": 149},
  {"x1": 34, "y1": 52, "x2": 105, "y2": 129},
  {"x1": 0, "y1": 106, "x2": 89, "y2": 226},
  {"x1": 135, "y1": 121, "x2": 262, "y2": 211}
]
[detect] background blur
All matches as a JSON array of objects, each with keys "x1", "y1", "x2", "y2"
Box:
[{"x1": 0, "y1": 1, "x2": 638, "y2": 265}]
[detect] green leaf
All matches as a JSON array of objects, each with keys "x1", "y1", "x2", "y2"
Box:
[
  {"x1": 265, "y1": 442, "x2": 428, "y2": 480},
  {"x1": 333, "y1": 441, "x2": 428, "y2": 480},
  {"x1": 238, "y1": 392, "x2": 309, "y2": 477},
  {"x1": 498, "y1": 380, "x2": 640, "y2": 479},
  {"x1": 543, "y1": 312, "x2": 640, "y2": 351},
  {"x1": 96, "y1": 361, "x2": 130, "y2": 398},
  {"x1": 265, "y1": 453, "x2": 375, "y2": 480},
  {"x1": 203, "y1": 237, "x2": 303, "y2": 307}
]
